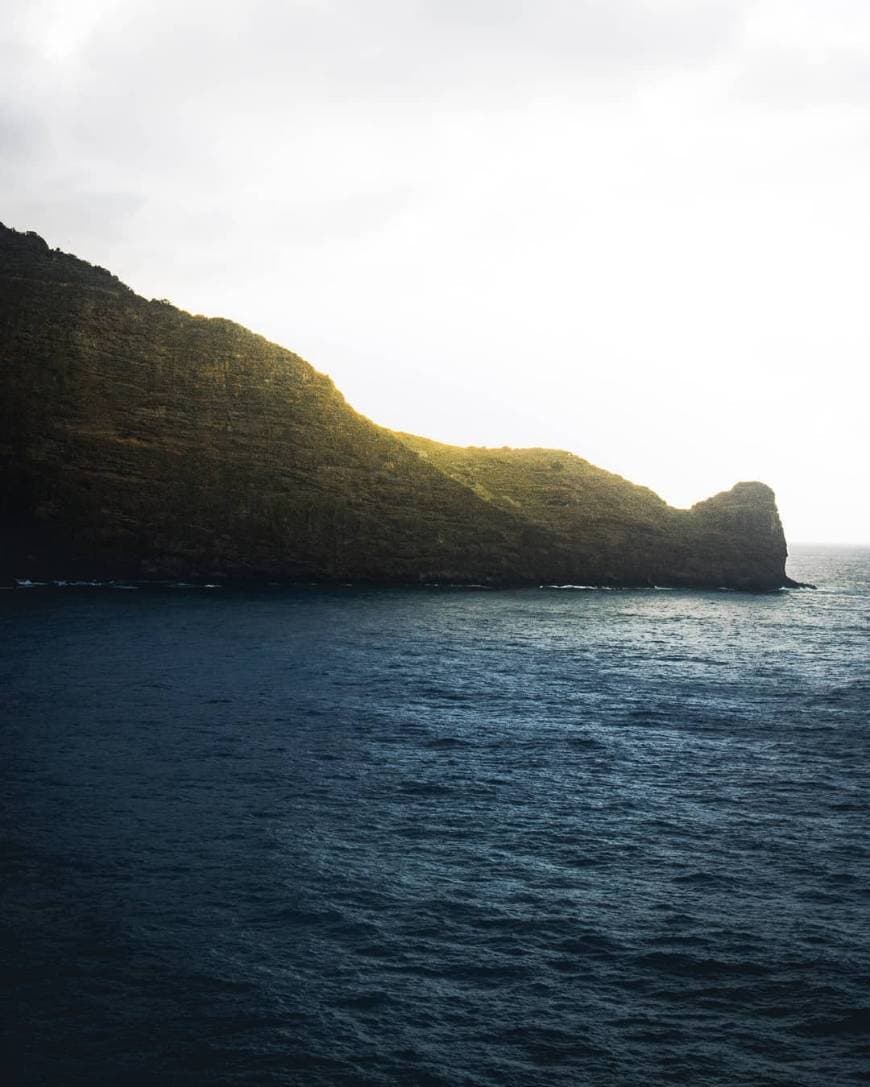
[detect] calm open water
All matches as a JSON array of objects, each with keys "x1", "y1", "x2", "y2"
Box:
[{"x1": 1, "y1": 545, "x2": 868, "y2": 1086}]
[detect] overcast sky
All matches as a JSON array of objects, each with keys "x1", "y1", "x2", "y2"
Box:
[{"x1": 2, "y1": 0, "x2": 868, "y2": 542}]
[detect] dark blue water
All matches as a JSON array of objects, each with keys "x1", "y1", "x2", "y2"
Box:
[{"x1": 2, "y1": 545, "x2": 868, "y2": 1086}]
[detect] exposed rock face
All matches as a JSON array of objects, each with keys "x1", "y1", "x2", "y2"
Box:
[
  {"x1": 0, "y1": 224, "x2": 794, "y2": 588},
  {"x1": 682, "y1": 482, "x2": 790, "y2": 590}
]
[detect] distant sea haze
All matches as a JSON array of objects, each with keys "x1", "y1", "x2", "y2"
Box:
[{"x1": 1, "y1": 544, "x2": 867, "y2": 1086}]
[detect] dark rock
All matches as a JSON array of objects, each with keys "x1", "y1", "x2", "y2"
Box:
[{"x1": 0, "y1": 223, "x2": 794, "y2": 589}]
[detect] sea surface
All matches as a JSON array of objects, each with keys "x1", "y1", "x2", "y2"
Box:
[{"x1": 1, "y1": 544, "x2": 868, "y2": 1086}]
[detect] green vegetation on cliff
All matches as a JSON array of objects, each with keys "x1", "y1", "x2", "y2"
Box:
[
  {"x1": 0, "y1": 223, "x2": 792, "y2": 588},
  {"x1": 394, "y1": 436, "x2": 790, "y2": 588}
]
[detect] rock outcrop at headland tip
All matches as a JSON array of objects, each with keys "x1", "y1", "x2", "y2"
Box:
[{"x1": 0, "y1": 223, "x2": 795, "y2": 589}]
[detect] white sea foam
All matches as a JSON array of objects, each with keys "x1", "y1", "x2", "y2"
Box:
[
  {"x1": 543, "y1": 584, "x2": 605, "y2": 591},
  {"x1": 15, "y1": 578, "x2": 139, "y2": 589}
]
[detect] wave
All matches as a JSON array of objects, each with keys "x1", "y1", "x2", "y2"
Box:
[
  {"x1": 13, "y1": 578, "x2": 226, "y2": 590},
  {"x1": 15, "y1": 578, "x2": 139, "y2": 589},
  {"x1": 543, "y1": 584, "x2": 608, "y2": 591}
]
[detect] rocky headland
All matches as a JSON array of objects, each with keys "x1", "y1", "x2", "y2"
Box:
[{"x1": 0, "y1": 223, "x2": 796, "y2": 589}]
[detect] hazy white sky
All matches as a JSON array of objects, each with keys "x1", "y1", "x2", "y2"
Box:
[{"x1": 2, "y1": 0, "x2": 868, "y2": 541}]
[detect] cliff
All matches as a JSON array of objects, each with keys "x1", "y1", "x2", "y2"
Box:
[
  {"x1": 0, "y1": 224, "x2": 794, "y2": 589},
  {"x1": 395, "y1": 437, "x2": 792, "y2": 590}
]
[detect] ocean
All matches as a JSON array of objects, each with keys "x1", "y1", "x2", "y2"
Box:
[{"x1": 1, "y1": 544, "x2": 868, "y2": 1086}]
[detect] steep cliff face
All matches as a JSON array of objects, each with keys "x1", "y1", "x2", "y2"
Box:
[
  {"x1": 680, "y1": 482, "x2": 790, "y2": 590},
  {"x1": 0, "y1": 226, "x2": 569, "y2": 583},
  {"x1": 0, "y1": 224, "x2": 793, "y2": 588}
]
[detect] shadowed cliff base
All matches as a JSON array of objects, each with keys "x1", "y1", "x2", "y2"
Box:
[{"x1": 0, "y1": 223, "x2": 797, "y2": 590}]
